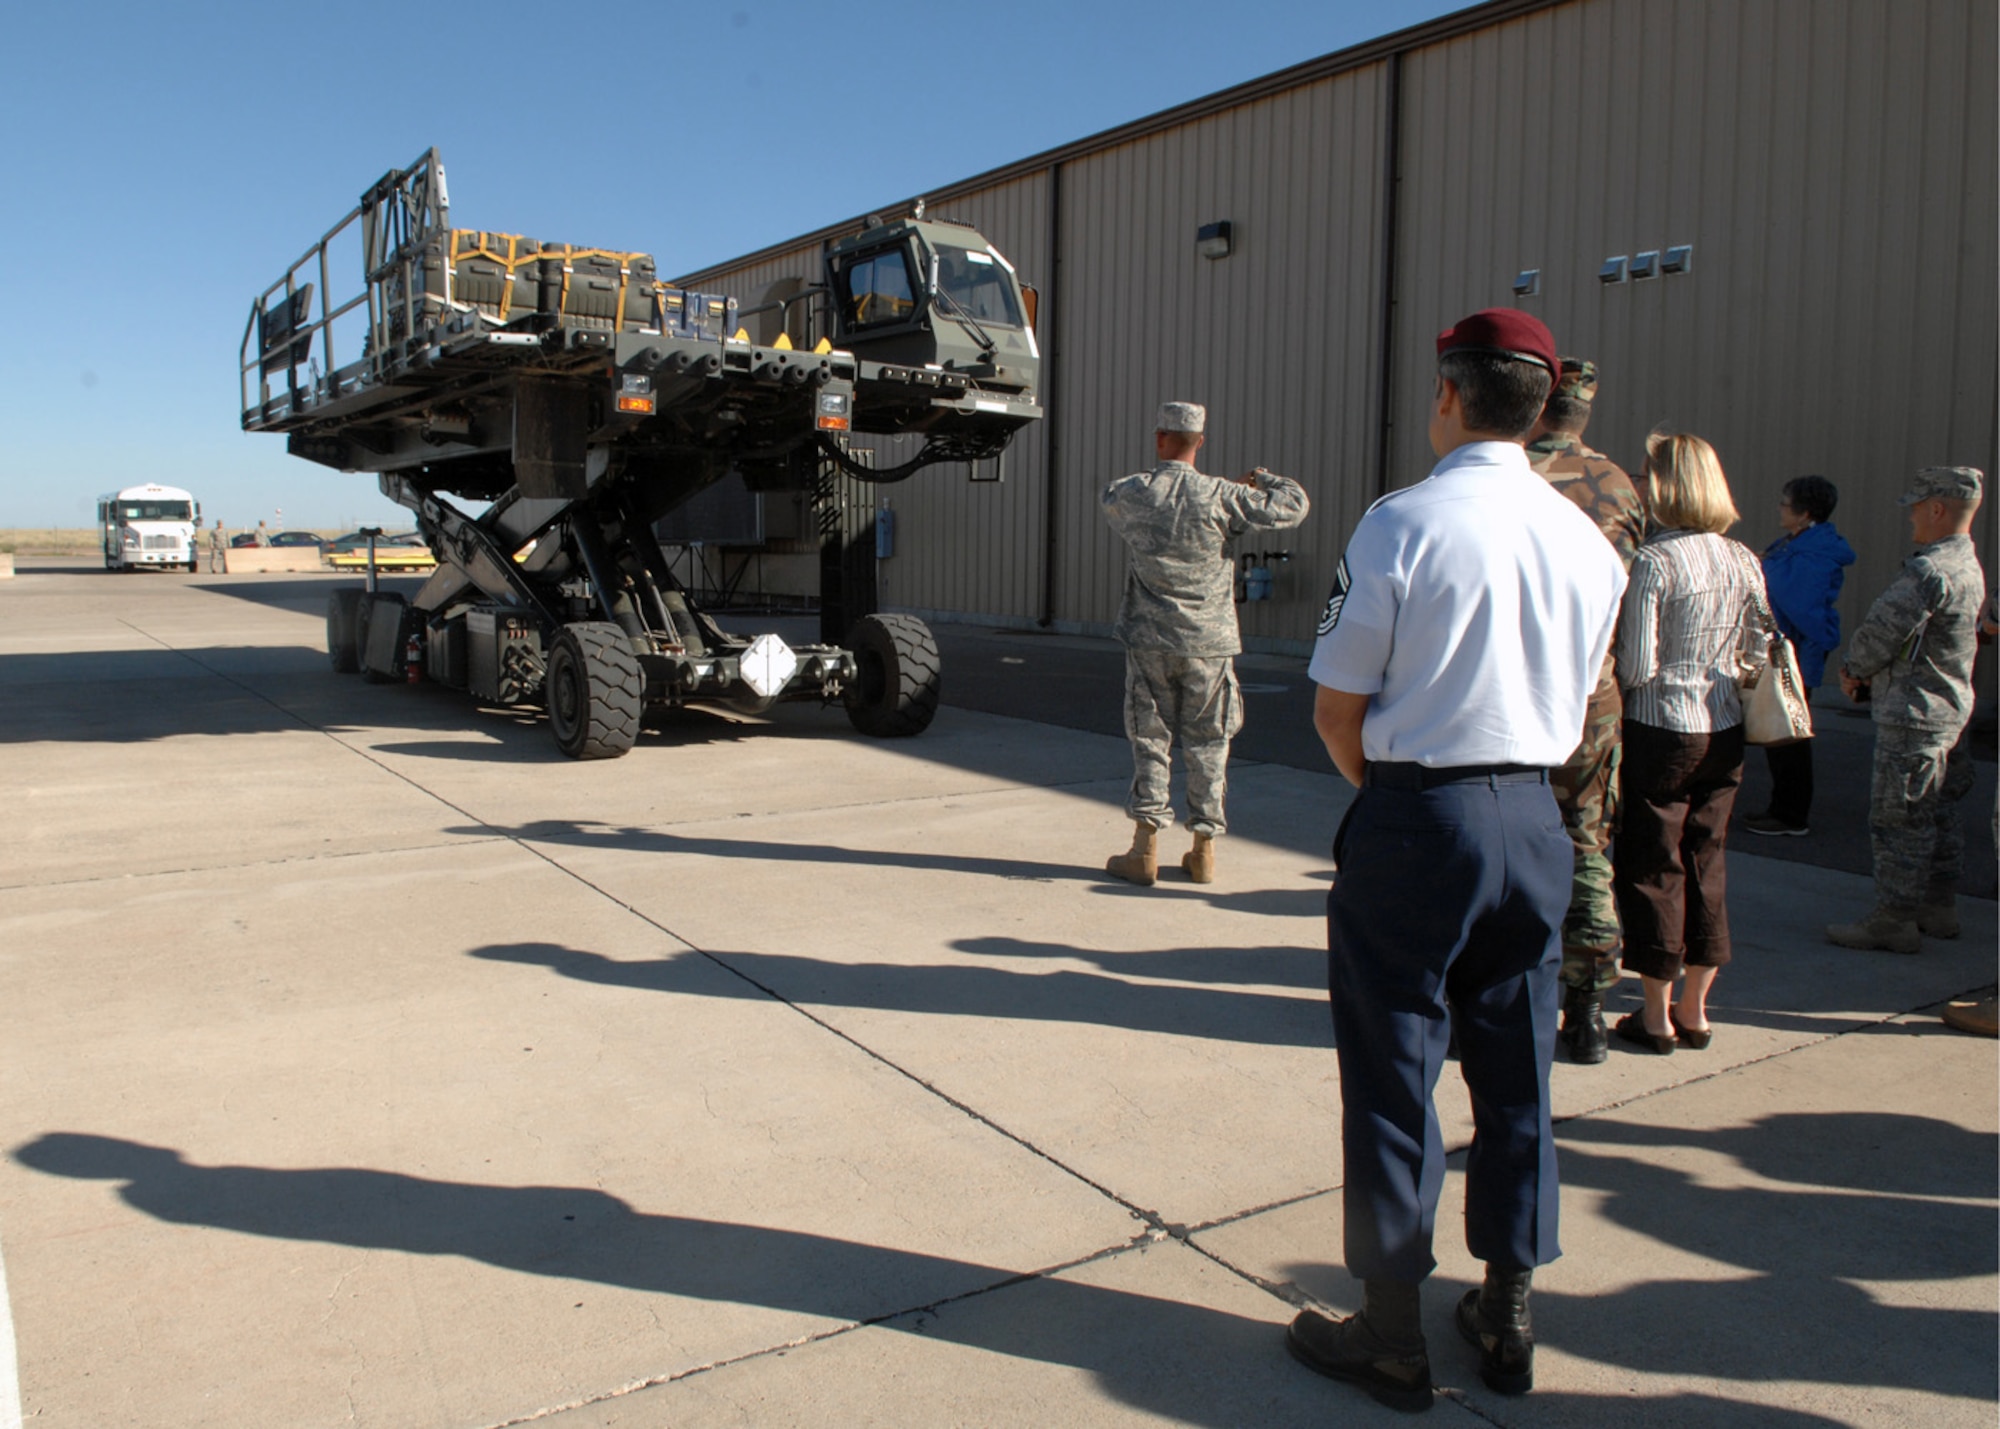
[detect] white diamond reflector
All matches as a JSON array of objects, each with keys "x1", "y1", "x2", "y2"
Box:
[{"x1": 739, "y1": 633, "x2": 797, "y2": 698}]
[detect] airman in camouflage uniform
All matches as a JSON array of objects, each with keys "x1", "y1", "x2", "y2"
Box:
[
  {"x1": 1102, "y1": 401, "x2": 1309, "y2": 885},
  {"x1": 1523, "y1": 358, "x2": 1646, "y2": 1064},
  {"x1": 1827, "y1": 466, "x2": 1987, "y2": 954}
]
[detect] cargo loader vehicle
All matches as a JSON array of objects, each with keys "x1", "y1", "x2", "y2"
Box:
[{"x1": 240, "y1": 149, "x2": 1040, "y2": 757}]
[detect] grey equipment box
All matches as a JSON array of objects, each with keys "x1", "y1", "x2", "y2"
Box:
[{"x1": 467, "y1": 607, "x2": 544, "y2": 704}]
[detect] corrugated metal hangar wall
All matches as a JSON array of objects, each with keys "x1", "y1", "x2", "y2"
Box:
[{"x1": 677, "y1": 0, "x2": 1997, "y2": 656}]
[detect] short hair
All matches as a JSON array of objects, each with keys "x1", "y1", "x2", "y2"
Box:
[
  {"x1": 1540, "y1": 389, "x2": 1592, "y2": 432},
  {"x1": 1644, "y1": 431, "x2": 1740, "y2": 534},
  {"x1": 1781, "y1": 474, "x2": 1839, "y2": 523},
  {"x1": 1438, "y1": 351, "x2": 1554, "y2": 438}
]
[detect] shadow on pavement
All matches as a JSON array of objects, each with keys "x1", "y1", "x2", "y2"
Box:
[
  {"x1": 13, "y1": 1132, "x2": 1298, "y2": 1427},
  {"x1": 449, "y1": 817, "x2": 1099, "y2": 883},
  {"x1": 1541, "y1": 1111, "x2": 1999, "y2": 1402},
  {"x1": 471, "y1": 941, "x2": 1333, "y2": 1050},
  {"x1": 12, "y1": 1132, "x2": 1921, "y2": 1424}
]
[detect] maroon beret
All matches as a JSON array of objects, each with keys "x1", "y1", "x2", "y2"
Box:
[{"x1": 1435, "y1": 308, "x2": 1559, "y2": 378}]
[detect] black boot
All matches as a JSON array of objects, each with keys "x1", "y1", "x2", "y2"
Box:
[
  {"x1": 1455, "y1": 1265, "x2": 1534, "y2": 1394},
  {"x1": 1560, "y1": 986, "x2": 1607, "y2": 1065},
  {"x1": 1286, "y1": 1279, "x2": 1432, "y2": 1413}
]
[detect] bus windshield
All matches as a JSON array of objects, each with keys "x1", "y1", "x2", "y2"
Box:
[{"x1": 116, "y1": 500, "x2": 194, "y2": 521}]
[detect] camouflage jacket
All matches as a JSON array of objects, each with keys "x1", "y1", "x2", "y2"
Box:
[
  {"x1": 1102, "y1": 461, "x2": 1308, "y2": 655},
  {"x1": 1526, "y1": 431, "x2": 1645, "y2": 692},
  {"x1": 1842, "y1": 533, "x2": 1986, "y2": 731}
]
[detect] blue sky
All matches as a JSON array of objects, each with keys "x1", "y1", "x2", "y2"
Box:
[{"x1": 0, "y1": 0, "x2": 1462, "y2": 533}]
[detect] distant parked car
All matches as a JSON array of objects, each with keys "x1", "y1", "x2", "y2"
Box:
[
  {"x1": 229, "y1": 533, "x2": 260, "y2": 548},
  {"x1": 268, "y1": 531, "x2": 326, "y2": 548}
]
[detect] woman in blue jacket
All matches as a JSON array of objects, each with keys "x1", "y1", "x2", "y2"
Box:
[{"x1": 1744, "y1": 475, "x2": 1855, "y2": 835}]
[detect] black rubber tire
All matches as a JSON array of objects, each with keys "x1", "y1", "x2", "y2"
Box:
[
  {"x1": 358, "y1": 592, "x2": 405, "y2": 683},
  {"x1": 327, "y1": 589, "x2": 363, "y2": 673},
  {"x1": 353, "y1": 592, "x2": 375, "y2": 670},
  {"x1": 546, "y1": 622, "x2": 642, "y2": 759},
  {"x1": 844, "y1": 613, "x2": 940, "y2": 738}
]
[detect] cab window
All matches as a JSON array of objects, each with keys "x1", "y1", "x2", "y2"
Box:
[
  {"x1": 935, "y1": 246, "x2": 1023, "y2": 327},
  {"x1": 840, "y1": 248, "x2": 917, "y2": 328}
]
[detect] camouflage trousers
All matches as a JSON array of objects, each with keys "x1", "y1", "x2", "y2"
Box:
[
  {"x1": 1123, "y1": 650, "x2": 1243, "y2": 837},
  {"x1": 1550, "y1": 680, "x2": 1624, "y2": 991},
  {"x1": 1869, "y1": 723, "x2": 1976, "y2": 910}
]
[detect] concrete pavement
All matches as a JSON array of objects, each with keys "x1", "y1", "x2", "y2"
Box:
[{"x1": 0, "y1": 560, "x2": 1993, "y2": 1427}]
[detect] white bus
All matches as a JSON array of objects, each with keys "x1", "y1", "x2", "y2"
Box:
[{"x1": 98, "y1": 484, "x2": 201, "y2": 571}]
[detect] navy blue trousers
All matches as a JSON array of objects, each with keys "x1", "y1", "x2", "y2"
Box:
[{"x1": 1326, "y1": 773, "x2": 1571, "y2": 1283}]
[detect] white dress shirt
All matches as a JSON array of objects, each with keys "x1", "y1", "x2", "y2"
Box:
[{"x1": 1309, "y1": 441, "x2": 1629, "y2": 767}]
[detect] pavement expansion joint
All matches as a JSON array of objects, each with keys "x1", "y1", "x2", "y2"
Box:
[{"x1": 467, "y1": 1241, "x2": 1158, "y2": 1429}]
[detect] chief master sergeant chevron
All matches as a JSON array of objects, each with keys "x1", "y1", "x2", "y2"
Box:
[
  {"x1": 1100, "y1": 401, "x2": 1308, "y2": 886},
  {"x1": 1285, "y1": 310, "x2": 1626, "y2": 1411}
]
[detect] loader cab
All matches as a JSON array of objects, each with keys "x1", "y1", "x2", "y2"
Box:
[{"x1": 826, "y1": 218, "x2": 1039, "y2": 394}]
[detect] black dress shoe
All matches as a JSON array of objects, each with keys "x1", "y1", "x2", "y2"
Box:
[
  {"x1": 1286, "y1": 1307, "x2": 1433, "y2": 1413},
  {"x1": 1613, "y1": 1011, "x2": 1675, "y2": 1055},
  {"x1": 1455, "y1": 1269, "x2": 1534, "y2": 1395},
  {"x1": 1670, "y1": 1009, "x2": 1713, "y2": 1050}
]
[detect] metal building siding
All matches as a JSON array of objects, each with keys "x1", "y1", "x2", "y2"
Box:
[
  {"x1": 673, "y1": 0, "x2": 1991, "y2": 649},
  {"x1": 874, "y1": 175, "x2": 1052, "y2": 623},
  {"x1": 1390, "y1": 0, "x2": 1995, "y2": 628},
  {"x1": 1052, "y1": 68, "x2": 1392, "y2": 642}
]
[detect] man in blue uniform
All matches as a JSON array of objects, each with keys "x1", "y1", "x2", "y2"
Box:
[{"x1": 1285, "y1": 310, "x2": 1627, "y2": 1411}]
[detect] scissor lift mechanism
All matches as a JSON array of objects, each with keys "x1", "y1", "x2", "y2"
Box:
[{"x1": 240, "y1": 149, "x2": 1040, "y2": 757}]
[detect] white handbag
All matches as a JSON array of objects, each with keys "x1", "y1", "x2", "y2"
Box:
[
  {"x1": 1731, "y1": 540, "x2": 1814, "y2": 746},
  {"x1": 1742, "y1": 633, "x2": 1814, "y2": 745}
]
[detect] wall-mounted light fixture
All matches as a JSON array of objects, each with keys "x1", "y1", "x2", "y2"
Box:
[
  {"x1": 1196, "y1": 221, "x2": 1233, "y2": 260},
  {"x1": 1513, "y1": 268, "x2": 1541, "y2": 297},
  {"x1": 1599, "y1": 255, "x2": 1628, "y2": 284},
  {"x1": 1630, "y1": 250, "x2": 1659, "y2": 279},
  {"x1": 1662, "y1": 244, "x2": 1694, "y2": 274}
]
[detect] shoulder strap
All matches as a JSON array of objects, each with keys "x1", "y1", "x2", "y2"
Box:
[{"x1": 1728, "y1": 539, "x2": 1777, "y2": 635}]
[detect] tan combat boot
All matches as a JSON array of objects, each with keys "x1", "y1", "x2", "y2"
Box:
[
  {"x1": 1942, "y1": 995, "x2": 2000, "y2": 1037},
  {"x1": 1106, "y1": 822, "x2": 1159, "y2": 886},
  {"x1": 1917, "y1": 883, "x2": 1960, "y2": 939},
  {"x1": 1826, "y1": 906, "x2": 1922, "y2": 954},
  {"x1": 1182, "y1": 831, "x2": 1216, "y2": 884}
]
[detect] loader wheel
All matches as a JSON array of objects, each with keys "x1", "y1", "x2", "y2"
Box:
[
  {"x1": 546, "y1": 622, "x2": 642, "y2": 759},
  {"x1": 327, "y1": 589, "x2": 363, "y2": 673},
  {"x1": 358, "y1": 593, "x2": 406, "y2": 683},
  {"x1": 353, "y1": 592, "x2": 376, "y2": 669},
  {"x1": 844, "y1": 613, "x2": 940, "y2": 738}
]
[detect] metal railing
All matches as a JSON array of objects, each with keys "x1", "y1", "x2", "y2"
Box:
[{"x1": 238, "y1": 148, "x2": 449, "y2": 427}]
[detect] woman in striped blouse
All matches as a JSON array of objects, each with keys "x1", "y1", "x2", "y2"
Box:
[{"x1": 1613, "y1": 432, "x2": 1772, "y2": 1055}]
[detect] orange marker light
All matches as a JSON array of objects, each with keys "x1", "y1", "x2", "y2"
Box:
[
  {"x1": 617, "y1": 395, "x2": 656, "y2": 414},
  {"x1": 816, "y1": 415, "x2": 851, "y2": 431}
]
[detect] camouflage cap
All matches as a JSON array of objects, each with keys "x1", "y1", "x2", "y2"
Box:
[
  {"x1": 1554, "y1": 356, "x2": 1598, "y2": 404},
  {"x1": 1898, "y1": 466, "x2": 1984, "y2": 505},
  {"x1": 1156, "y1": 401, "x2": 1206, "y2": 434}
]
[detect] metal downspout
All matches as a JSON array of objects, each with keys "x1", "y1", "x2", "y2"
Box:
[
  {"x1": 1373, "y1": 49, "x2": 1404, "y2": 499},
  {"x1": 1038, "y1": 161, "x2": 1064, "y2": 627}
]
